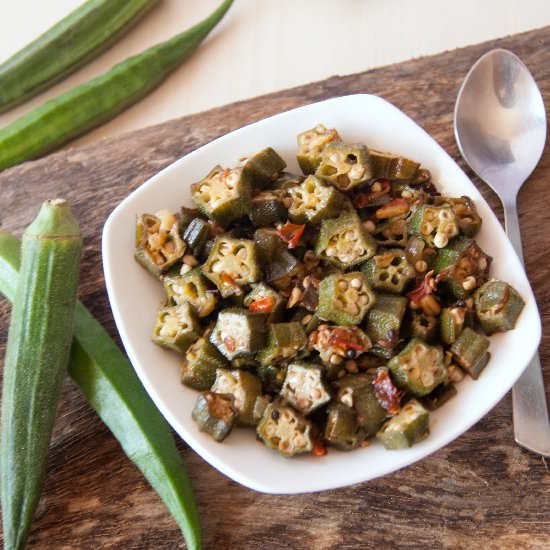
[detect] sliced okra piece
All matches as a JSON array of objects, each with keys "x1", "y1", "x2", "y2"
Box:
[
  {"x1": 362, "y1": 248, "x2": 416, "y2": 294},
  {"x1": 434, "y1": 196, "x2": 482, "y2": 237},
  {"x1": 202, "y1": 236, "x2": 261, "y2": 297},
  {"x1": 244, "y1": 282, "x2": 286, "y2": 322},
  {"x1": 373, "y1": 216, "x2": 409, "y2": 247},
  {"x1": 257, "y1": 363, "x2": 288, "y2": 393},
  {"x1": 257, "y1": 402, "x2": 314, "y2": 457},
  {"x1": 211, "y1": 368, "x2": 262, "y2": 426},
  {"x1": 439, "y1": 306, "x2": 467, "y2": 345},
  {"x1": 152, "y1": 301, "x2": 200, "y2": 354},
  {"x1": 135, "y1": 211, "x2": 186, "y2": 277},
  {"x1": 376, "y1": 399, "x2": 430, "y2": 450},
  {"x1": 296, "y1": 124, "x2": 341, "y2": 175},
  {"x1": 268, "y1": 172, "x2": 304, "y2": 192},
  {"x1": 474, "y1": 279, "x2": 525, "y2": 334},
  {"x1": 181, "y1": 337, "x2": 227, "y2": 391},
  {"x1": 409, "y1": 311, "x2": 438, "y2": 344},
  {"x1": 192, "y1": 391, "x2": 238, "y2": 442},
  {"x1": 287, "y1": 175, "x2": 345, "y2": 224},
  {"x1": 209, "y1": 308, "x2": 266, "y2": 360},
  {"x1": 231, "y1": 355, "x2": 260, "y2": 370},
  {"x1": 309, "y1": 325, "x2": 372, "y2": 378},
  {"x1": 191, "y1": 164, "x2": 252, "y2": 226},
  {"x1": 279, "y1": 362, "x2": 331, "y2": 415},
  {"x1": 421, "y1": 383, "x2": 458, "y2": 411},
  {"x1": 334, "y1": 374, "x2": 387, "y2": 436},
  {"x1": 239, "y1": 147, "x2": 287, "y2": 188},
  {"x1": 256, "y1": 322, "x2": 308, "y2": 367},
  {"x1": 369, "y1": 150, "x2": 420, "y2": 181},
  {"x1": 249, "y1": 191, "x2": 287, "y2": 227},
  {"x1": 324, "y1": 403, "x2": 363, "y2": 451},
  {"x1": 253, "y1": 227, "x2": 300, "y2": 284},
  {"x1": 388, "y1": 339, "x2": 448, "y2": 396},
  {"x1": 316, "y1": 141, "x2": 372, "y2": 191},
  {"x1": 163, "y1": 267, "x2": 217, "y2": 317},
  {"x1": 316, "y1": 271, "x2": 376, "y2": 326},
  {"x1": 253, "y1": 395, "x2": 271, "y2": 424},
  {"x1": 182, "y1": 217, "x2": 210, "y2": 255},
  {"x1": 433, "y1": 237, "x2": 492, "y2": 299},
  {"x1": 365, "y1": 293, "x2": 407, "y2": 348},
  {"x1": 450, "y1": 327, "x2": 490, "y2": 379},
  {"x1": 408, "y1": 204, "x2": 459, "y2": 249},
  {"x1": 315, "y1": 212, "x2": 377, "y2": 269}
]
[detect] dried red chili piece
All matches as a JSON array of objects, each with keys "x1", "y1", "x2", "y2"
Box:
[{"x1": 372, "y1": 368, "x2": 404, "y2": 414}]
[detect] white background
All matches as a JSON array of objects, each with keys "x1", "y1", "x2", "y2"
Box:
[{"x1": 0, "y1": 0, "x2": 549, "y2": 148}]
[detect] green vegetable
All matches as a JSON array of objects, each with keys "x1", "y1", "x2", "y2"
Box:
[
  {"x1": 253, "y1": 228, "x2": 299, "y2": 284},
  {"x1": 0, "y1": 0, "x2": 159, "y2": 113},
  {"x1": 0, "y1": 200, "x2": 81, "y2": 550},
  {"x1": 422, "y1": 383, "x2": 457, "y2": 411},
  {"x1": 450, "y1": 327, "x2": 491, "y2": 379},
  {"x1": 257, "y1": 363, "x2": 288, "y2": 393},
  {"x1": 192, "y1": 392, "x2": 237, "y2": 442},
  {"x1": 365, "y1": 293, "x2": 407, "y2": 348},
  {"x1": 373, "y1": 216, "x2": 409, "y2": 247},
  {"x1": 164, "y1": 267, "x2": 217, "y2": 318},
  {"x1": 183, "y1": 217, "x2": 211, "y2": 255},
  {"x1": 0, "y1": 0, "x2": 233, "y2": 171},
  {"x1": 256, "y1": 322, "x2": 308, "y2": 367},
  {"x1": 249, "y1": 191, "x2": 287, "y2": 227},
  {"x1": 388, "y1": 339, "x2": 447, "y2": 396},
  {"x1": 152, "y1": 302, "x2": 200, "y2": 354},
  {"x1": 240, "y1": 147, "x2": 287, "y2": 188},
  {"x1": 474, "y1": 279, "x2": 525, "y2": 334},
  {"x1": 409, "y1": 311, "x2": 438, "y2": 343},
  {"x1": 244, "y1": 283, "x2": 286, "y2": 322},
  {"x1": 324, "y1": 403, "x2": 363, "y2": 451},
  {"x1": 296, "y1": 124, "x2": 340, "y2": 174},
  {"x1": 376, "y1": 399, "x2": 430, "y2": 450},
  {"x1": 0, "y1": 230, "x2": 202, "y2": 550},
  {"x1": 439, "y1": 306, "x2": 466, "y2": 345},
  {"x1": 434, "y1": 196, "x2": 482, "y2": 237},
  {"x1": 257, "y1": 402, "x2": 314, "y2": 457},
  {"x1": 369, "y1": 150, "x2": 420, "y2": 181},
  {"x1": 279, "y1": 362, "x2": 331, "y2": 415},
  {"x1": 408, "y1": 204, "x2": 459, "y2": 249},
  {"x1": 362, "y1": 249, "x2": 416, "y2": 294},
  {"x1": 181, "y1": 337, "x2": 227, "y2": 391},
  {"x1": 316, "y1": 272, "x2": 376, "y2": 326}
]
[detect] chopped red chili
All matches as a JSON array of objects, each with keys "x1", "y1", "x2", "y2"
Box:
[
  {"x1": 221, "y1": 273, "x2": 242, "y2": 295},
  {"x1": 407, "y1": 270, "x2": 436, "y2": 304},
  {"x1": 375, "y1": 198, "x2": 410, "y2": 219},
  {"x1": 328, "y1": 328, "x2": 370, "y2": 353},
  {"x1": 277, "y1": 222, "x2": 305, "y2": 249},
  {"x1": 372, "y1": 369, "x2": 404, "y2": 414},
  {"x1": 248, "y1": 296, "x2": 274, "y2": 313},
  {"x1": 223, "y1": 336, "x2": 236, "y2": 353},
  {"x1": 313, "y1": 441, "x2": 327, "y2": 457},
  {"x1": 353, "y1": 179, "x2": 391, "y2": 208}
]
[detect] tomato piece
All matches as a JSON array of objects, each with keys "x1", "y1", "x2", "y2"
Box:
[{"x1": 248, "y1": 296, "x2": 274, "y2": 313}]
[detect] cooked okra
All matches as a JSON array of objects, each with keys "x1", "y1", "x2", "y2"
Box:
[
  {"x1": 362, "y1": 249, "x2": 415, "y2": 294},
  {"x1": 376, "y1": 399, "x2": 430, "y2": 450},
  {"x1": 316, "y1": 141, "x2": 372, "y2": 191},
  {"x1": 388, "y1": 339, "x2": 448, "y2": 396},
  {"x1": 163, "y1": 267, "x2": 217, "y2": 317},
  {"x1": 316, "y1": 272, "x2": 376, "y2": 326},
  {"x1": 288, "y1": 175, "x2": 345, "y2": 224},
  {"x1": 202, "y1": 236, "x2": 261, "y2": 297},
  {"x1": 140, "y1": 123, "x2": 525, "y2": 457},
  {"x1": 474, "y1": 279, "x2": 525, "y2": 334},
  {"x1": 315, "y1": 212, "x2": 377, "y2": 268},
  {"x1": 135, "y1": 211, "x2": 186, "y2": 277},
  {"x1": 257, "y1": 402, "x2": 314, "y2": 457},
  {"x1": 211, "y1": 369, "x2": 262, "y2": 426},
  {"x1": 152, "y1": 302, "x2": 200, "y2": 354}
]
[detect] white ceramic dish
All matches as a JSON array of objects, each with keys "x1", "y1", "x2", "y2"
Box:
[{"x1": 103, "y1": 94, "x2": 541, "y2": 494}]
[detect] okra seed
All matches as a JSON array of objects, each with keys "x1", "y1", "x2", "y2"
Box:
[
  {"x1": 338, "y1": 280, "x2": 349, "y2": 291},
  {"x1": 462, "y1": 276, "x2": 477, "y2": 291},
  {"x1": 183, "y1": 254, "x2": 198, "y2": 267},
  {"x1": 345, "y1": 360, "x2": 358, "y2": 373},
  {"x1": 433, "y1": 233, "x2": 448, "y2": 248},
  {"x1": 180, "y1": 264, "x2": 192, "y2": 275},
  {"x1": 415, "y1": 260, "x2": 428, "y2": 273},
  {"x1": 330, "y1": 354, "x2": 343, "y2": 366},
  {"x1": 363, "y1": 220, "x2": 376, "y2": 233},
  {"x1": 371, "y1": 182, "x2": 382, "y2": 193},
  {"x1": 358, "y1": 295, "x2": 368, "y2": 306},
  {"x1": 350, "y1": 277, "x2": 362, "y2": 289},
  {"x1": 325, "y1": 246, "x2": 336, "y2": 257}
]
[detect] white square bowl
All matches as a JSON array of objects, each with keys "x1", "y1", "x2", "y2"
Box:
[{"x1": 102, "y1": 94, "x2": 541, "y2": 494}]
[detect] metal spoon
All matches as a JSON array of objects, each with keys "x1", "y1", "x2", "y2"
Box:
[{"x1": 454, "y1": 48, "x2": 549, "y2": 456}]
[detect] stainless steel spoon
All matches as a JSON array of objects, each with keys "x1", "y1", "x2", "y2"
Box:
[{"x1": 454, "y1": 48, "x2": 549, "y2": 456}]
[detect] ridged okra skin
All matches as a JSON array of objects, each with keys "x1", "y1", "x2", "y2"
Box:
[
  {"x1": 422, "y1": 383, "x2": 457, "y2": 411},
  {"x1": 257, "y1": 402, "x2": 314, "y2": 457},
  {"x1": 244, "y1": 283, "x2": 286, "y2": 322},
  {"x1": 433, "y1": 237, "x2": 492, "y2": 299},
  {"x1": 135, "y1": 212, "x2": 186, "y2": 277},
  {"x1": 249, "y1": 191, "x2": 287, "y2": 227},
  {"x1": 474, "y1": 279, "x2": 525, "y2": 334},
  {"x1": 253, "y1": 228, "x2": 299, "y2": 283},
  {"x1": 163, "y1": 267, "x2": 217, "y2": 317},
  {"x1": 182, "y1": 217, "x2": 210, "y2": 255},
  {"x1": 362, "y1": 248, "x2": 416, "y2": 294},
  {"x1": 369, "y1": 150, "x2": 420, "y2": 181},
  {"x1": 287, "y1": 175, "x2": 345, "y2": 224},
  {"x1": 316, "y1": 141, "x2": 372, "y2": 191},
  {"x1": 315, "y1": 212, "x2": 377, "y2": 269},
  {"x1": 209, "y1": 308, "x2": 266, "y2": 360},
  {"x1": 181, "y1": 337, "x2": 227, "y2": 391},
  {"x1": 202, "y1": 236, "x2": 261, "y2": 297},
  {"x1": 408, "y1": 204, "x2": 459, "y2": 249},
  {"x1": 211, "y1": 369, "x2": 262, "y2": 426},
  {"x1": 373, "y1": 216, "x2": 409, "y2": 247},
  {"x1": 409, "y1": 311, "x2": 438, "y2": 344},
  {"x1": 316, "y1": 271, "x2": 376, "y2": 326},
  {"x1": 192, "y1": 392, "x2": 237, "y2": 442},
  {"x1": 365, "y1": 293, "x2": 407, "y2": 348},
  {"x1": 256, "y1": 322, "x2": 308, "y2": 367},
  {"x1": 334, "y1": 374, "x2": 387, "y2": 436},
  {"x1": 450, "y1": 327, "x2": 490, "y2": 379},
  {"x1": 192, "y1": 165, "x2": 252, "y2": 226},
  {"x1": 388, "y1": 339, "x2": 448, "y2": 396},
  {"x1": 434, "y1": 196, "x2": 482, "y2": 237},
  {"x1": 376, "y1": 399, "x2": 430, "y2": 450},
  {"x1": 296, "y1": 124, "x2": 340, "y2": 174},
  {"x1": 439, "y1": 306, "x2": 467, "y2": 345},
  {"x1": 240, "y1": 147, "x2": 287, "y2": 188},
  {"x1": 257, "y1": 363, "x2": 288, "y2": 394},
  {"x1": 279, "y1": 362, "x2": 331, "y2": 415},
  {"x1": 152, "y1": 302, "x2": 200, "y2": 354},
  {"x1": 324, "y1": 403, "x2": 363, "y2": 451}
]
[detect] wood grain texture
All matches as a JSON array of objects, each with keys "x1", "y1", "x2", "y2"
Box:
[{"x1": 1, "y1": 26, "x2": 550, "y2": 550}]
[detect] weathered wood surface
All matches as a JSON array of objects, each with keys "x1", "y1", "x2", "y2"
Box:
[{"x1": 1, "y1": 26, "x2": 550, "y2": 550}]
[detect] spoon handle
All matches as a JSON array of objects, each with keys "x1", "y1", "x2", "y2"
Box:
[{"x1": 503, "y1": 200, "x2": 550, "y2": 456}]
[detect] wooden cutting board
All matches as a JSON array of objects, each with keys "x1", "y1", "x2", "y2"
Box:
[{"x1": 1, "y1": 26, "x2": 549, "y2": 550}]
